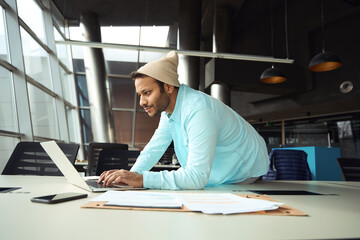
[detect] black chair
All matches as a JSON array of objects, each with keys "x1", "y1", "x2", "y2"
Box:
[
  {"x1": 2, "y1": 141, "x2": 79, "y2": 176},
  {"x1": 337, "y1": 158, "x2": 360, "y2": 181},
  {"x1": 87, "y1": 142, "x2": 128, "y2": 176},
  {"x1": 96, "y1": 149, "x2": 140, "y2": 176},
  {"x1": 262, "y1": 149, "x2": 311, "y2": 180},
  {"x1": 157, "y1": 143, "x2": 175, "y2": 165}
]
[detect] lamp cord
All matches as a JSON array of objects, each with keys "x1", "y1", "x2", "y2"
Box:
[
  {"x1": 145, "y1": 0, "x2": 149, "y2": 26},
  {"x1": 270, "y1": 0, "x2": 274, "y2": 58},
  {"x1": 285, "y1": 0, "x2": 289, "y2": 59},
  {"x1": 321, "y1": 0, "x2": 325, "y2": 52}
]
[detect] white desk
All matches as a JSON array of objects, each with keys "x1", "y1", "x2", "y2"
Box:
[{"x1": 1, "y1": 175, "x2": 359, "y2": 240}]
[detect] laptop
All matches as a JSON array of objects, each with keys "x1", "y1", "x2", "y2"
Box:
[{"x1": 40, "y1": 141, "x2": 145, "y2": 192}]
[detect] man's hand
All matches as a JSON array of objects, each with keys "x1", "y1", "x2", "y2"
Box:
[{"x1": 97, "y1": 169, "x2": 143, "y2": 188}]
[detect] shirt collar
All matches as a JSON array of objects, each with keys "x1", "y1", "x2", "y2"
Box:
[{"x1": 167, "y1": 84, "x2": 184, "y2": 122}]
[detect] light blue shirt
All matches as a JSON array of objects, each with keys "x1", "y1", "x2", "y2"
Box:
[{"x1": 131, "y1": 84, "x2": 269, "y2": 190}]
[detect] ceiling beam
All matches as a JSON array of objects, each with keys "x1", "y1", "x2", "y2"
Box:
[{"x1": 56, "y1": 40, "x2": 294, "y2": 64}]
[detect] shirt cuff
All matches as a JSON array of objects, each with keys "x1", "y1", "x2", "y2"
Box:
[{"x1": 142, "y1": 171, "x2": 162, "y2": 189}]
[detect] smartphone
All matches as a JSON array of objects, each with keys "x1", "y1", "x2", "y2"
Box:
[
  {"x1": 31, "y1": 192, "x2": 88, "y2": 204},
  {"x1": 0, "y1": 187, "x2": 21, "y2": 193}
]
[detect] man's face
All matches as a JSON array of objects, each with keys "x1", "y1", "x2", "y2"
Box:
[{"x1": 135, "y1": 76, "x2": 170, "y2": 117}]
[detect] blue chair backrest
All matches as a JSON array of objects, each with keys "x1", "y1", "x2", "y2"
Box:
[{"x1": 262, "y1": 149, "x2": 311, "y2": 180}]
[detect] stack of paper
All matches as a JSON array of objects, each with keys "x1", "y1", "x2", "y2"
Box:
[
  {"x1": 90, "y1": 191, "x2": 182, "y2": 209},
  {"x1": 89, "y1": 191, "x2": 283, "y2": 214},
  {"x1": 173, "y1": 193, "x2": 283, "y2": 214}
]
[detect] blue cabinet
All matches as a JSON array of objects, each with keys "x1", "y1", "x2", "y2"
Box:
[{"x1": 273, "y1": 147, "x2": 342, "y2": 181}]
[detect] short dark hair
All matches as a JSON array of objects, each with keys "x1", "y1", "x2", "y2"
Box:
[
  {"x1": 129, "y1": 71, "x2": 165, "y2": 92},
  {"x1": 129, "y1": 71, "x2": 148, "y2": 80}
]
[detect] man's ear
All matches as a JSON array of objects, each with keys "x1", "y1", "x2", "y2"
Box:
[{"x1": 164, "y1": 84, "x2": 174, "y2": 94}]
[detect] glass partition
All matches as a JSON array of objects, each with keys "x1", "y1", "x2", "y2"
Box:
[{"x1": 255, "y1": 112, "x2": 360, "y2": 158}]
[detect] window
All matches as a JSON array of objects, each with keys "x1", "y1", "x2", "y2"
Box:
[
  {"x1": 0, "y1": 0, "x2": 81, "y2": 172},
  {"x1": 139, "y1": 26, "x2": 169, "y2": 47},
  {"x1": 27, "y1": 83, "x2": 59, "y2": 139},
  {"x1": 54, "y1": 27, "x2": 71, "y2": 69},
  {"x1": 79, "y1": 109, "x2": 92, "y2": 143},
  {"x1": 113, "y1": 111, "x2": 133, "y2": 146},
  {"x1": 0, "y1": 7, "x2": 8, "y2": 61},
  {"x1": 110, "y1": 77, "x2": 135, "y2": 109},
  {"x1": 101, "y1": 26, "x2": 139, "y2": 71},
  {"x1": 101, "y1": 26, "x2": 140, "y2": 45},
  {"x1": 0, "y1": 136, "x2": 19, "y2": 172},
  {"x1": 17, "y1": 0, "x2": 47, "y2": 44},
  {"x1": 66, "y1": 105, "x2": 77, "y2": 142},
  {"x1": 135, "y1": 112, "x2": 160, "y2": 146},
  {"x1": 71, "y1": 25, "x2": 173, "y2": 149},
  {"x1": 20, "y1": 27, "x2": 52, "y2": 89},
  {"x1": 59, "y1": 67, "x2": 75, "y2": 104},
  {"x1": 0, "y1": 66, "x2": 17, "y2": 132},
  {"x1": 75, "y1": 74, "x2": 89, "y2": 107},
  {"x1": 51, "y1": 3, "x2": 65, "y2": 35}
]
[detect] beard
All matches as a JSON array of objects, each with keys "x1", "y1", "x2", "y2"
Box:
[{"x1": 144, "y1": 91, "x2": 170, "y2": 117}]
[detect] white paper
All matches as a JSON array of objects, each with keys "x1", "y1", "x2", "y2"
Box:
[
  {"x1": 174, "y1": 193, "x2": 283, "y2": 214},
  {"x1": 89, "y1": 191, "x2": 283, "y2": 214},
  {"x1": 90, "y1": 190, "x2": 182, "y2": 209}
]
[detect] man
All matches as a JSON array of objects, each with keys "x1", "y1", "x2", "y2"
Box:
[{"x1": 98, "y1": 51, "x2": 269, "y2": 190}]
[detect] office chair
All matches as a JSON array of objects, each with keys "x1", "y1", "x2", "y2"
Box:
[
  {"x1": 96, "y1": 149, "x2": 140, "y2": 176},
  {"x1": 2, "y1": 141, "x2": 79, "y2": 176},
  {"x1": 337, "y1": 158, "x2": 360, "y2": 181},
  {"x1": 157, "y1": 144, "x2": 175, "y2": 165},
  {"x1": 87, "y1": 142, "x2": 128, "y2": 176},
  {"x1": 262, "y1": 149, "x2": 311, "y2": 180}
]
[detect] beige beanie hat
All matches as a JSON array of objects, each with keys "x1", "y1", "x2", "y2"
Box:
[{"x1": 137, "y1": 51, "x2": 180, "y2": 87}]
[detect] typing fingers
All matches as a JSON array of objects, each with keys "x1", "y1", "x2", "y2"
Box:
[
  {"x1": 114, "y1": 171, "x2": 143, "y2": 188},
  {"x1": 97, "y1": 169, "x2": 119, "y2": 184},
  {"x1": 103, "y1": 170, "x2": 124, "y2": 186},
  {"x1": 97, "y1": 172, "x2": 107, "y2": 183}
]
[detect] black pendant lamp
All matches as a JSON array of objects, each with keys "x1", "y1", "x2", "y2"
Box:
[
  {"x1": 260, "y1": 0, "x2": 287, "y2": 84},
  {"x1": 309, "y1": 50, "x2": 342, "y2": 72},
  {"x1": 260, "y1": 65, "x2": 286, "y2": 84},
  {"x1": 309, "y1": 0, "x2": 342, "y2": 72}
]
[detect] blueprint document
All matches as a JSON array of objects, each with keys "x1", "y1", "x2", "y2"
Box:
[{"x1": 90, "y1": 191, "x2": 283, "y2": 214}]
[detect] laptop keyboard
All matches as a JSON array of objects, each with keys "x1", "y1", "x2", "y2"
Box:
[
  {"x1": 86, "y1": 180, "x2": 109, "y2": 189},
  {"x1": 86, "y1": 180, "x2": 131, "y2": 189}
]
